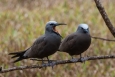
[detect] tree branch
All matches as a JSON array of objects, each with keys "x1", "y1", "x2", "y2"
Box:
[
  {"x1": 94, "y1": 0, "x2": 115, "y2": 37},
  {"x1": 0, "y1": 55, "x2": 115, "y2": 73},
  {"x1": 91, "y1": 36, "x2": 115, "y2": 42}
]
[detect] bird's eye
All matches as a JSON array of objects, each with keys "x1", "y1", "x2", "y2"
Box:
[
  {"x1": 81, "y1": 27, "x2": 84, "y2": 29},
  {"x1": 50, "y1": 23, "x2": 54, "y2": 25}
]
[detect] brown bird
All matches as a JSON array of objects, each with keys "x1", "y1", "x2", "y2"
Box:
[
  {"x1": 9, "y1": 21, "x2": 66, "y2": 63},
  {"x1": 59, "y1": 24, "x2": 91, "y2": 60}
]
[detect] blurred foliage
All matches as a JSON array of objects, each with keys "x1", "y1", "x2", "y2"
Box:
[{"x1": 0, "y1": 0, "x2": 115, "y2": 77}]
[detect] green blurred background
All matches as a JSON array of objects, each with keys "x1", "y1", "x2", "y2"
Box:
[{"x1": 0, "y1": 0, "x2": 115, "y2": 77}]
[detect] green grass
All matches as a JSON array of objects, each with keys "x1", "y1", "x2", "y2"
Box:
[{"x1": 0, "y1": 0, "x2": 115, "y2": 77}]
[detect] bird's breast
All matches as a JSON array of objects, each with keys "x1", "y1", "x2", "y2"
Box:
[
  {"x1": 46, "y1": 34, "x2": 61, "y2": 46},
  {"x1": 76, "y1": 33, "x2": 91, "y2": 49}
]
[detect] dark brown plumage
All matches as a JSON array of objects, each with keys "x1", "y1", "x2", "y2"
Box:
[
  {"x1": 59, "y1": 24, "x2": 91, "y2": 59},
  {"x1": 9, "y1": 21, "x2": 66, "y2": 63}
]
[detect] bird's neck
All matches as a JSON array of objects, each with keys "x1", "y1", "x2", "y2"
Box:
[
  {"x1": 45, "y1": 30, "x2": 62, "y2": 38},
  {"x1": 45, "y1": 30, "x2": 52, "y2": 34}
]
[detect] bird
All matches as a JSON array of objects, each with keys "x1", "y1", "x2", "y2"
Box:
[
  {"x1": 59, "y1": 24, "x2": 91, "y2": 61},
  {"x1": 9, "y1": 21, "x2": 66, "y2": 63}
]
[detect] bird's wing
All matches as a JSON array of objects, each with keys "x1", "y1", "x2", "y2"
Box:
[
  {"x1": 24, "y1": 35, "x2": 47, "y2": 58},
  {"x1": 59, "y1": 33, "x2": 77, "y2": 51}
]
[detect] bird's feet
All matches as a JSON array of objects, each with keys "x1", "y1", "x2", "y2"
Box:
[
  {"x1": 70, "y1": 58, "x2": 78, "y2": 62},
  {"x1": 48, "y1": 60, "x2": 55, "y2": 69},
  {"x1": 41, "y1": 59, "x2": 48, "y2": 69},
  {"x1": 79, "y1": 57, "x2": 88, "y2": 63},
  {"x1": 47, "y1": 57, "x2": 55, "y2": 69}
]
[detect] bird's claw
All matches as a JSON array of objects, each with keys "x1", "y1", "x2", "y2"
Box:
[
  {"x1": 80, "y1": 57, "x2": 86, "y2": 63},
  {"x1": 70, "y1": 58, "x2": 78, "y2": 62},
  {"x1": 48, "y1": 60, "x2": 55, "y2": 69},
  {"x1": 80, "y1": 57, "x2": 88, "y2": 64}
]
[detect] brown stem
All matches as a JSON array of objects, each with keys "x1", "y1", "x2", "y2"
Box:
[
  {"x1": 0, "y1": 55, "x2": 115, "y2": 73},
  {"x1": 94, "y1": 0, "x2": 115, "y2": 37},
  {"x1": 91, "y1": 36, "x2": 115, "y2": 42}
]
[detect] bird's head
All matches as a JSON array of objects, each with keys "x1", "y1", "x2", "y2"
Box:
[
  {"x1": 45, "y1": 21, "x2": 66, "y2": 34},
  {"x1": 77, "y1": 24, "x2": 89, "y2": 34}
]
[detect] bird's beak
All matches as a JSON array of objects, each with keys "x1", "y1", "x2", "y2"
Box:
[
  {"x1": 84, "y1": 29, "x2": 89, "y2": 33},
  {"x1": 56, "y1": 23, "x2": 67, "y2": 26},
  {"x1": 52, "y1": 23, "x2": 66, "y2": 33}
]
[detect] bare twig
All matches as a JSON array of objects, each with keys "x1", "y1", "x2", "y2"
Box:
[
  {"x1": 0, "y1": 55, "x2": 115, "y2": 73},
  {"x1": 94, "y1": 0, "x2": 115, "y2": 37},
  {"x1": 30, "y1": 58, "x2": 56, "y2": 61},
  {"x1": 91, "y1": 36, "x2": 115, "y2": 42}
]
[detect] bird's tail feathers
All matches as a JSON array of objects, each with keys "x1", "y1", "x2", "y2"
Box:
[
  {"x1": 9, "y1": 51, "x2": 25, "y2": 58},
  {"x1": 9, "y1": 51, "x2": 27, "y2": 63}
]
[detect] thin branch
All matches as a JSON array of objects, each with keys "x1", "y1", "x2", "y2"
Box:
[
  {"x1": 0, "y1": 55, "x2": 115, "y2": 73},
  {"x1": 94, "y1": 0, "x2": 115, "y2": 37},
  {"x1": 30, "y1": 58, "x2": 56, "y2": 61},
  {"x1": 91, "y1": 36, "x2": 115, "y2": 42}
]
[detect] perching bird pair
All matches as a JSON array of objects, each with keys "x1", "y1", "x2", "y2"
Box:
[{"x1": 9, "y1": 21, "x2": 91, "y2": 64}]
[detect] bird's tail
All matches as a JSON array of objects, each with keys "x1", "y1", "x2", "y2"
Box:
[{"x1": 9, "y1": 50, "x2": 27, "y2": 63}]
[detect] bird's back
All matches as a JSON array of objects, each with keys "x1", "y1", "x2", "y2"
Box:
[
  {"x1": 59, "y1": 32, "x2": 91, "y2": 56},
  {"x1": 24, "y1": 33, "x2": 61, "y2": 58}
]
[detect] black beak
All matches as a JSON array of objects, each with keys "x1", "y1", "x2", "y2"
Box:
[
  {"x1": 84, "y1": 29, "x2": 89, "y2": 33},
  {"x1": 56, "y1": 23, "x2": 67, "y2": 26}
]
